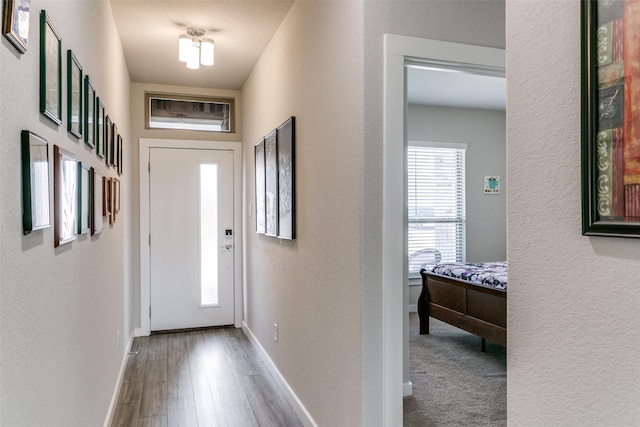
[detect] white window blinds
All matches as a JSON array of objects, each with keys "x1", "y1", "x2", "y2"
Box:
[{"x1": 408, "y1": 143, "x2": 466, "y2": 275}]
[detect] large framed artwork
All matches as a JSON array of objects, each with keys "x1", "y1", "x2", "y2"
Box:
[
  {"x1": 277, "y1": 117, "x2": 296, "y2": 240},
  {"x1": 264, "y1": 130, "x2": 278, "y2": 237},
  {"x1": 67, "y1": 50, "x2": 82, "y2": 139},
  {"x1": 582, "y1": 0, "x2": 640, "y2": 237},
  {"x1": 40, "y1": 10, "x2": 61, "y2": 125},
  {"x1": 53, "y1": 145, "x2": 77, "y2": 247},
  {"x1": 3, "y1": 0, "x2": 30, "y2": 53},
  {"x1": 255, "y1": 138, "x2": 266, "y2": 234},
  {"x1": 21, "y1": 130, "x2": 50, "y2": 235}
]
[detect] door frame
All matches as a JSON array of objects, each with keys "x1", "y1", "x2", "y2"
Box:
[
  {"x1": 382, "y1": 34, "x2": 505, "y2": 424},
  {"x1": 137, "y1": 138, "x2": 243, "y2": 336}
]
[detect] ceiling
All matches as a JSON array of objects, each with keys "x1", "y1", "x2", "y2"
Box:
[
  {"x1": 109, "y1": 0, "x2": 295, "y2": 89},
  {"x1": 109, "y1": 1, "x2": 505, "y2": 110},
  {"x1": 407, "y1": 66, "x2": 506, "y2": 111}
]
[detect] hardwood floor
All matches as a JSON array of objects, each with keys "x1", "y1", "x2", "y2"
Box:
[{"x1": 110, "y1": 327, "x2": 303, "y2": 427}]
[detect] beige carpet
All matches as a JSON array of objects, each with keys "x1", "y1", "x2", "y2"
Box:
[{"x1": 404, "y1": 313, "x2": 507, "y2": 426}]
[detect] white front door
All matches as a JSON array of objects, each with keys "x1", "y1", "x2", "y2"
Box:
[{"x1": 149, "y1": 147, "x2": 235, "y2": 331}]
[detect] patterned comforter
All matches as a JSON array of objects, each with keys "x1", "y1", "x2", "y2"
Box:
[{"x1": 430, "y1": 262, "x2": 507, "y2": 291}]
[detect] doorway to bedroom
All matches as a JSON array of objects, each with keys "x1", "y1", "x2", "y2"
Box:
[
  {"x1": 381, "y1": 34, "x2": 507, "y2": 425},
  {"x1": 404, "y1": 44, "x2": 507, "y2": 427}
]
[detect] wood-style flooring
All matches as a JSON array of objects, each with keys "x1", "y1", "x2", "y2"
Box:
[{"x1": 110, "y1": 327, "x2": 303, "y2": 427}]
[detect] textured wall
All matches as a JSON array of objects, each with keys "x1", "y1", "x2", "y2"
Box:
[
  {"x1": 362, "y1": 2, "x2": 506, "y2": 423},
  {"x1": 0, "y1": 1, "x2": 131, "y2": 425},
  {"x1": 507, "y1": 1, "x2": 640, "y2": 425},
  {"x1": 407, "y1": 105, "x2": 507, "y2": 263},
  {"x1": 241, "y1": 2, "x2": 364, "y2": 424}
]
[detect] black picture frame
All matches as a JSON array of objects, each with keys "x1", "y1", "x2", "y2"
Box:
[
  {"x1": 40, "y1": 10, "x2": 61, "y2": 125},
  {"x1": 96, "y1": 98, "x2": 105, "y2": 158},
  {"x1": 84, "y1": 76, "x2": 95, "y2": 148},
  {"x1": 264, "y1": 130, "x2": 278, "y2": 237},
  {"x1": 3, "y1": 0, "x2": 30, "y2": 53},
  {"x1": 91, "y1": 167, "x2": 103, "y2": 235},
  {"x1": 581, "y1": 0, "x2": 640, "y2": 237},
  {"x1": 67, "y1": 50, "x2": 82, "y2": 139},
  {"x1": 277, "y1": 117, "x2": 296, "y2": 240},
  {"x1": 77, "y1": 162, "x2": 91, "y2": 235},
  {"x1": 53, "y1": 145, "x2": 77, "y2": 247},
  {"x1": 21, "y1": 130, "x2": 51, "y2": 235},
  {"x1": 117, "y1": 134, "x2": 123, "y2": 176},
  {"x1": 255, "y1": 138, "x2": 266, "y2": 234},
  {"x1": 105, "y1": 115, "x2": 112, "y2": 166}
]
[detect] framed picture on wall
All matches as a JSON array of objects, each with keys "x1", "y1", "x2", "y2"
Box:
[
  {"x1": 91, "y1": 167, "x2": 103, "y2": 235},
  {"x1": 21, "y1": 130, "x2": 51, "y2": 235},
  {"x1": 277, "y1": 116, "x2": 296, "y2": 240},
  {"x1": 102, "y1": 175, "x2": 110, "y2": 217},
  {"x1": 53, "y1": 145, "x2": 77, "y2": 247},
  {"x1": 264, "y1": 129, "x2": 278, "y2": 237},
  {"x1": 581, "y1": 0, "x2": 640, "y2": 237},
  {"x1": 105, "y1": 115, "x2": 112, "y2": 166},
  {"x1": 84, "y1": 76, "x2": 95, "y2": 148},
  {"x1": 67, "y1": 50, "x2": 82, "y2": 139},
  {"x1": 40, "y1": 10, "x2": 62, "y2": 125},
  {"x1": 96, "y1": 98, "x2": 105, "y2": 158},
  {"x1": 77, "y1": 162, "x2": 91, "y2": 235},
  {"x1": 3, "y1": 0, "x2": 30, "y2": 54},
  {"x1": 255, "y1": 138, "x2": 266, "y2": 234}
]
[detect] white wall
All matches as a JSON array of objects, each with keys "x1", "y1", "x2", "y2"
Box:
[
  {"x1": 407, "y1": 104, "x2": 507, "y2": 262},
  {"x1": 241, "y1": 1, "x2": 363, "y2": 424},
  {"x1": 363, "y1": 2, "x2": 505, "y2": 423},
  {"x1": 0, "y1": 1, "x2": 131, "y2": 425},
  {"x1": 507, "y1": 1, "x2": 640, "y2": 424}
]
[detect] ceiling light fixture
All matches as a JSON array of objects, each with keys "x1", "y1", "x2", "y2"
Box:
[{"x1": 178, "y1": 27, "x2": 214, "y2": 70}]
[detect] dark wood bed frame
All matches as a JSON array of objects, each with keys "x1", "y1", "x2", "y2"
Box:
[{"x1": 418, "y1": 269, "x2": 507, "y2": 349}]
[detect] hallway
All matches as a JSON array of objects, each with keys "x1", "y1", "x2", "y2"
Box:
[{"x1": 111, "y1": 328, "x2": 302, "y2": 426}]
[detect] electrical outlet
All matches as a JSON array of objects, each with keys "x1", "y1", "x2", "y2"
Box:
[
  {"x1": 116, "y1": 331, "x2": 121, "y2": 349},
  {"x1": 273, "y1": 323, "x2": 278, "y2": 342}
]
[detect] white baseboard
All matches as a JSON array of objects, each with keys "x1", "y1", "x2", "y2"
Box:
[
  {"x1": 408, "y1": 304, "x2": 417, "y2": 313},
  {"x1": 403, "y1": 381, "x2": 413, "y2": 397},
  {"x1": 103, "y1": 333, "x2": 135, "y2": 427},
  {"x1": 134, "y1": 327, "x2": 150, "y2": 337},
  {"x1": 242, "y1": 321, "x2": 318, "y2": 427}
]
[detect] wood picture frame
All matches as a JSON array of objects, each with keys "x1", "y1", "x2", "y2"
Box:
[
  {"x1": 277, "y1": 116, "x2": 296, "y2": 240},
  {"x1": 255, "y1": 138, "x2": 266, "y2": 234},
  {"x1": 102, "y1": 175, "x2": 110, "y2": 217},
  {"x1": 40, "y1": 10, "x2": 61, "y2": 125},
  {"x1": 3, "y1": 0, "x2": 30, "y2": 53},
  {"x1": 67, "y1": 50, "x2": 82, "y2": 138},
  {"x1": 84, "y1": 76, "x2": 95, "y2": 148},
  {"x1": 581, "y1": 0, "x2": 640, "y2": 237},
  {"x1": 109, "y1": 177, "x2": 117, "y2": 224},
  {"x1": 91, "y1": 167, "x2": 103, "y2": 235},
  {"x1": 264, "y1": 129, "x2": 278, "y2": 237},
  {"x1": 53, "y1": 145, "x2": 77, "y2": 247},
  {"x1": 96, "y1": 98, "x2": 105, "y2": 158},
  {"x1": 77, "y1": 162, "x2": 91, "y2": 235},
  {"x1": 21, "y1": 130, "x2": 50, "y2": 235}
]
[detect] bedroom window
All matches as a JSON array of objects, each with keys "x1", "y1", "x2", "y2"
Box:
[{"x1": 408, "y1": 142, "x2": 466, "y2": 276}]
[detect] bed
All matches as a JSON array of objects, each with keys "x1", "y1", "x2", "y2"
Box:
[{"x1": 418, "y1": 262, "x2": 507, "y2": 350}]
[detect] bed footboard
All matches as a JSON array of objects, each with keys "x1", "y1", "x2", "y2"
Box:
[{"x1": 418, "y1": 270, "x2": 507, "y2": 347}]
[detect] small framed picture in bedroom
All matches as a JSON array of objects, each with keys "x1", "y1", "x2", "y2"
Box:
[
  {"x1": 484, "y1": 176, "x2": 500, "y2": 195},
  {"x1": 581, "y1": 0, "x2": 640, "y2": 237}
]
